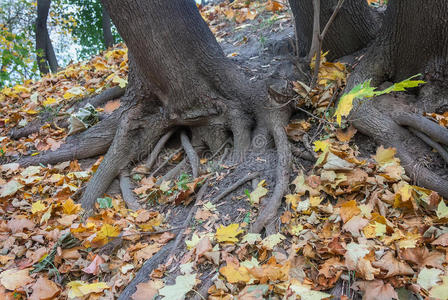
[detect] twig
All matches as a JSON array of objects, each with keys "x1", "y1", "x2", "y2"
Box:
[
  {"x1": 212, "y1": 171, "x2": 260, "y2": 203},
  {"x1": 146, "y1": 129, "x2": 176, "y2": 171},
  {"x1": 208, "y1": 139, "x2": 231, "y2": 161},
  {"x1": 308, "y1": 0, "x2": 345, "y2": 88},
  {"x1": 181, "y1": 131, "x2": 200, "y2": 178},
  {"x1": 119, "y1": 170, "x2": 142, "y2": 210}
]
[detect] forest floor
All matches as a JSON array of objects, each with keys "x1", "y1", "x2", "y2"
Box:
[{"x1": 0, "y1": 1, "x2": 448, "y2": 299}]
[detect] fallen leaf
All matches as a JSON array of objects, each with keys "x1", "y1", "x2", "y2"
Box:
[
  {"x1": 215, "y1": 223, "x2": 243, "y2": 243},
  {"x1": 0, "y1": 268, "x2": 33, "y2": 290},
  {"x1": 7, "y1": 217, "x2": 35, "y2": 233},
  {"x1": 372, "y1": 252, "x2": 414, "y2": 277},
  {"x1": 67, "y1": 281, "x2": 109, "y2": 299},
  {"x1": 220, "y1": 263, "x2": 251, "y2": 283},
  {"x1": 401, "y1": 247, "x2": 445, "y2": 269},
  {"x1": 417, "y1": 268, "x2": 442, "y2": 290},
  {"x1": 352, "y1": 280, "x2": 398, "y2": 300},
  {"x1": 82, "y1": 254, "x2": 104, "y2": 275},
  {"x1": 430, "y1": 276, "x2": 448, "y2": 300},
  {"x1": 132, "y1": 280, "x2": 164, "y2": 300},
  {"x1": 30, "y1": 277, "x2": 60, "y2": 300},
  {"x1": 0, "y1": 179, "x2": 23, "y2": 198},
  {"x1": 158, "y1": 273, "x2": 196, "y2": 300}
]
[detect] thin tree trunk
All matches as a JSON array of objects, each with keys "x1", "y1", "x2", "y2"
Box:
[
  {"x1": 289, "y1": 0, "x2": 378, "y2": 60},
  {"x1": 36, "y1": 0, "x2": 58, "y2": 74},
  {"x1": 102, "y1": 6, "x2": 114, "y2": 48}
]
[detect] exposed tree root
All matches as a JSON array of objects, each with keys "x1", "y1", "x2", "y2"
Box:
[
  {"x1": 119, "y1": 170, "x2": 142, "y2": 210},
  {"x1": 117, "y1": 241, "x2": 174, "y2": 300},
  {"x1": 250, "y1": 124, "x2": 291, "y2": 233},
  {"x1": 150, "y1": 148, "x2": 182, "y2": 177},
  {"x1": 211, "y1": 171, "x2": 260, "y2": 204},
  {"x1": 9, "y1": 86, "x2": 125, "y2": 140},
  {"x1": 80, "y1": 105, "x2": 172, "y2": 213},
  {"x1": 181, "y1": 130, "x2": 200, "y2": 178},
  {"x1": 346, "y1": 52, "x2": 448, "y2": 198},
  {"x1": 15, "y1": 110, "x2": 121, "y2": 166},
  {"x1": 157, "y1": 158, "x2": 187, "y2": 185},
  {"x1": 409, "y1": 128, "x2": 448, "y2": 165},
  {"x1": 145, "y1": 129, "x2": 176, "y2": 171},
  {"x1": 168, "y1": 180, "x2": 209, "y2": 263}
]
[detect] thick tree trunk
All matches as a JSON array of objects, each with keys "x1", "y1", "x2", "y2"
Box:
[
  {"x1": 289, "y1": 0, "x2": 378, "y2": 60},
  {"x1": 101, "y1": 6, "x2": 114, "y2": 48},
  {"x1": 35, "y1": 0, "x2": 58, "y2": 74},
  {"x1": 346, "y1": 0, "x2": 448, "y2": 198}
]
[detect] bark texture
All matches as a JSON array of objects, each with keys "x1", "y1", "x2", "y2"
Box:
[
  {"x1": 102, "y1": 6, "x2": 114, "y2": 48},
  {"x1": 346, "y1": 0, "x2": 448, "y2": 198},
  {"x1": 35, "y1": 0, "x2": 58, "y2": 74},
  {"x1": 289, "y1": 0, "x2": 378, "y2": 60}
]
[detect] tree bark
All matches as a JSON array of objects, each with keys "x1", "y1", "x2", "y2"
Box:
[
  {"x1": 289, "y1": 0, "x2": 378, "y2": 60},
  {"x1": 102, "y1": 6, "x2": 114, "y2": 48},
  {"x1": 35, "y1": 0, "x2": 58, "y2": 74},
  {"x1": 345, "y1": 0, "x2": 448, "y2": 198}
]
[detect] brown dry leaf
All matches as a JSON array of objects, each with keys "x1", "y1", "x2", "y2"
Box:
[
  {"x1": 372, "y1": 252, "x2": 414, "y2": 278},
  {"x1": 342, "y1": 215, "x2": 369, "y2": 237},
  {"x1": 82, "y1": 254, "x2": 104, "y2": 275},
  {"x1": 339, "y1": 200, "x2": 361, "y2": 223},
  {"x1": 0, "y1": 268, "x2": 33, "y2": 290},
  {"x1": 103, "y1": 99, "x2": 121, "y2": 113},
  {"x1": 335, "y1": 125, "x2": 357, "y2": 142},
  {"x1": 195, "y1": 236, "x2": 212, "y2": 260},
  {"x1": 132, "y1": 280, "x2": 164, "y2": 300},
  {"x1": 352, "y1": 280, "x2": 398, "y2": 300},
  {"x1": 7, "y1": 217, "x2": 35, "y2": 233},
  {"x1": 30, "y1": 277, "x2": 60, "y2": 300},
  {"x1": 401, "y1": 247, "x2": 445, "y2": 269},
  {"x1": 237, "y1": 284, "x2": 268, "y2": 299},
  {"x1": 357, "y1": 258, "x2": 380, "y2": 280},
  {"x1": 432, "y1": 233, "x2": 448, "y2": 246},
  {"x1": 135, "y1": 244, "x2": 162, "y2": 261},
  {"x1": 318, "y1": 257, "x2": 344, "y2": 278}
]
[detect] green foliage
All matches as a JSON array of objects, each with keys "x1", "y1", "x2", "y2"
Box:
[
  {"x1": 0, "y1": 0, "x2": 37, "y2": 86},
  {"x1": 96, "y1": 196, "x2": 113, "y2": 208},
  {"x1": 335, "y1": 74, "x2": 426, "y2": 125},
  {"x1": 64, "y1": 0, "x2": 121, "y2": 59}
]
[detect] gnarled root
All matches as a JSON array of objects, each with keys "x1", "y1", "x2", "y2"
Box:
[
  {"x1": 350, "y1": 94, "x2": 448, "y2": 198},
  {"x1": 15, "y1": 109, "x2": 121, "y2": 167},
  {"x1": 80, "y1": 104, "x2": 172, "y2": 213}
]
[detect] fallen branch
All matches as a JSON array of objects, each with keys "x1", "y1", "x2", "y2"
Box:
[{"x1": 150, "y1": 148, "x2": 182, "y2": 177}]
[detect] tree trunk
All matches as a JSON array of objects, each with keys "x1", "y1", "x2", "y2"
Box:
[
  {"x1": 289, "y1": 0, "x2": 378, "y2": 60},
  {"x1": 101, "y1": 6, "x2": 114, "y2": 48},
  {"x1": 345, "y1": 0, "x2": 448, "y2": 198},
  {"x1": 35, "y1": 0, "x2": 58, "y2": 74}
]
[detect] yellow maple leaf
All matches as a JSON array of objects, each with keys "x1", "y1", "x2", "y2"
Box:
[
  {"x1": 313, "y1": 140, "x2": 330, "y2": 152},
  {"x1": 67, "y1": 281, "x2": 109, "y2": 299},
  {"x1": 62, "y1": 198, "x2": 81, "y2": 215},
  {"x1": 31, "y1": 200, "x2": 46, "y2": 214},
  {"x1": 215, "y1": 223, "x2": 243, "y2": 243},
  {"x1": 219, "y1": 263, "x2": 251, "y2": 283},
  {"x1": 93, "y1": 224, "x2": 120, "y2": 246},
  {"x1": 249, "y1": 180, "x2": 268, "y2": 205},
  {"x1": 42, "y1": 97, "x2": 57, "y2": 107}
]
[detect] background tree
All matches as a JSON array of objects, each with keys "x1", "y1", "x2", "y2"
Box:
[
  {"x1": 65, "y1": 0, "x2": 120, "y2": 59},
  {"x1": 35, "y1": 0, "x2": 59, "y2": 74}
]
